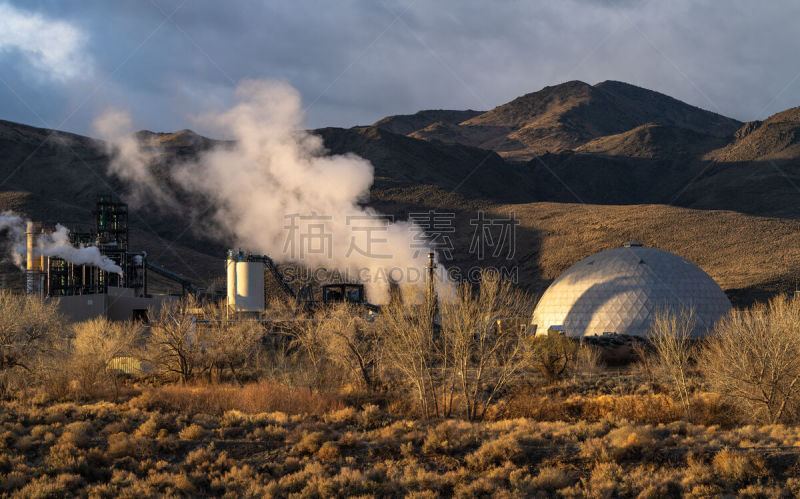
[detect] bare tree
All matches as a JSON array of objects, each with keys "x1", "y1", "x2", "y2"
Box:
[
  {"x1": 378, "y1": 290, "x2": 443, "y2": 418},
  {"x1": 289, "y1": 310, "x2": 336, "y2": 391},
  {"x1": 70, "y1": 318, "x2": 142, "y2": 399},
  {"x1": 201, "y1": 302, "x2": 263, "y2": 385},
  {"x1": 0, "y1": 291, "x2": 62, "y2": 395},
  {"x1": 314, "y1": 303, "x2": 381, "y2": 391},
  {"x1": 148, "y1": 297, "x2": 201, "y2": 383},
  {"x1": 441, "y1": 274, "x2": 532, "y2": 421},
  {"x1": 648, "y1": 307, "x2": 696, "y2": 420},
  {"x1": 701, "y1": 295, "x2": 800, "y2": 424},
  {"x1": 378, "y1": 273, "x2": 532, "y2": 420}
]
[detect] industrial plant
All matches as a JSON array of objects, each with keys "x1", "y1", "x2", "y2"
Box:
[
  {"x1": 224, "y1": 249, "x2": 374, "y2": 317},
  {"x1": 13, "y1": 195, "x2": 384, "y2": 323},
  {"x1": 17, "y1": 199, "x2": 735, "y2": 340},
  {"x1": 22, "y1": 196, "x2": 195, "y2": 322}
]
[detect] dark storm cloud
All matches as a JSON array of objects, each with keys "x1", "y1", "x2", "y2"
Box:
[{"x1": 1, "y1": 0, "x2": 799, "y2": 136}]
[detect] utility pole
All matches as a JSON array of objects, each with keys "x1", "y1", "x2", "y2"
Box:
[{"x1": 427, "y1": 252, "x2": 439, "y2": 321}]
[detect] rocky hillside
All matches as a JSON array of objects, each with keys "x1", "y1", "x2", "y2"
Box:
[
  {"x1": 373, "y1": 109, "x2": 483, "y2": 136},
  {"x1": 380, "y1": 80, "x2": 741, "y2": 161}
]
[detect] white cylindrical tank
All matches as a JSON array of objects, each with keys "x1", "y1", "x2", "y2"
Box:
[
  {"x1": 233, "y1": 261, "x2": 265, "y2": 312},
  {"x1": 226, "y1": 256, "x2": 237, "y2": 309}
]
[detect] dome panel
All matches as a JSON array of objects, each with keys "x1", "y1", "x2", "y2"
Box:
[{"x1": 531, "y1": 245, "x2": 732, "y2": 337}]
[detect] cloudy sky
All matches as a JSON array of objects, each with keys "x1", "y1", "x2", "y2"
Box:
[{"x1": 1, "y1": 0, "x2": 799, "y2": 137}]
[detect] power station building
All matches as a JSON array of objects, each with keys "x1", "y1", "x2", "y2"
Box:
[
  {"x1": 24, "y1": 196, "x2": 194, "y2": 322},
  {"x1": 531, "y1": 242, "x2": 732, "y2": 337}
]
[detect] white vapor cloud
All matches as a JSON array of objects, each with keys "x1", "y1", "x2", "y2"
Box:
[
  {"x1": 0, "y1": 2, "x2": 93, "y2": 81},
  {"x1": 0, "y1": 214, "x2": 122, "y2": 274},
  {"x1": 96, "y1": 79, "x2": 443, "y2": 303},
  {"x1": 93, "y1": 108, "x2": 176, "y2": 208},
  {"x1": 39, "y1": 225, "x2": 122, "y2": 274},
  {"x1": 0, "y1": 212, "x2": 25, "y2": 267}
]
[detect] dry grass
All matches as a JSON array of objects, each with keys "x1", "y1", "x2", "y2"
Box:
[
  {"x1": 130, "y1": 380, "x2": 345, "y2": 416},
  {"x1": 1, "y1": 397, "x2": 798, "y2": 497},
  {"x1": 506, "y1": 390, "x2": 685, "y2": 424},
  {"x1": 5, "y1": 292, "x2": 800, "y2": 495}
]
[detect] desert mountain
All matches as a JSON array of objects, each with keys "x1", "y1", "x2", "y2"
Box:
[
  {"x1": 575, "y1": 123, "x2": 728, "y2": 160},
  {"x1": 373, "y1": 109, "x2": 482, "y2": 136},
  {"x1": 388, "y1": 80, "x2": 742, "y2": 161},
  {"x1": 707, "y1": 107, "x2": 800, "y2": 162},
  {"x1": 1, "y1": 80, "x2": 800, "y2": 304},
  {"x1": 314, "y1": 126, "x2": 536, "y2": 202}
]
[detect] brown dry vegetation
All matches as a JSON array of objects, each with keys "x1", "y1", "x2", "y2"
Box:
[
  {"x1": 4, "y1": 395, "x2": 800, "y2": 497},
  {"x1": 5, "y1": 289, "x2": 800, "y2": 495}
]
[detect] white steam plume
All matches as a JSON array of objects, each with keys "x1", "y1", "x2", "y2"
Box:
[
  {"x1": 95, "y1": 79, "x2": 441, "y2": 302},
  {"x1": 93, "y1": 109, "x2": 176, "y2": 208},
  {"x1": 39, "y1": 225, "x2": 123, "y2": 275},
  {"x1": 0, "y1": 212, "x2": 26, "y2": 267},
  {"x1": 0, "y1": 215, "x2": 122, "y2": 274}
]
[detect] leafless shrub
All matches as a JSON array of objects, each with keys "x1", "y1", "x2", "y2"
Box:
[
  {"x1": 377, "y1": 289, "x2": 442, "y2": 418},
  {"x1": 701, "y1": 295, "x2": 800, "y2": 424},
  {"x1": 0, "y1": 393, "x2": 792, "y2": 497},
  {"x1": 131, "y1": 380, "x2": 344, "y2": 416},
  {"x1": 288, "y1": 312, "x2": 338, "y2": 391},
  {"x1": 631, "y1": 341, "x2": 659, "y2": 388},
  {"x1": 105, "y1": 432, "x2": 154, "y2": 459},
  {"x1": 379, "y1": 272, "x2": 533, "y2": 420},
  {"x1": 587, "y1": 461, "x2": 625, "y2": 496},
  {"x1": 69, "y1": 318, "x2": 142, "y2": 399},
  {"x1": 440, "y1": 273, "x2": 533, "y2": 420},
  {"x1": 147, "y1": 297, "x2": 201, "y2": 382},
  {"x1": 648, "y1": 308, "x2": 696, "y2": 420},
  {"x1": 465, "y1": 436, "x2": 523, "y2": 470},
  {"x1": 0, "y1": 291, "x2": 62, "y2": 396},
  {"x1": 529, "y1": 466, "x2": 576, "y2": 491},
  {"x1": 527, "y1": 332, "x2": 577, "y2": 382},
  {"x1": 316, "y1": 441, "x2": 340, "y2": 462},
  {"x1": 576, "y1": 343, "x2": 604, "y2": 375},
  {"x1": 292, "y1": 304, "x2": 381, "y2": 391},
  {"x1": 178, "y1": 423, "x2": 207, "y2": 440},
  {"x1": 421, "y1": 420, "x2": 478, "y2": 455},
  {"x1": 201, "y1": 302, "x2": 263, "y2": 384},
  {"x1": 711, "y1": 448, "x2": 767, "y2": 484}
]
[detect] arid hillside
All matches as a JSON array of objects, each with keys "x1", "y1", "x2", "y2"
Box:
[
  {"x1": 380, "y1": 80, "x2": 741, "y2": 161},
  {"x1": 1, "y1": 80, "x2": 799, "y2": 303}
]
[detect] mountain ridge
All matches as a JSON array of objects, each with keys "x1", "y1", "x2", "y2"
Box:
[{"x1": 399, "y1": 80, "x2": 744, "y2": 161}]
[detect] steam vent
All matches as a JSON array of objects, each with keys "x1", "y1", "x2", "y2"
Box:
[{"x1": 531, "y1": 242, "x2": 732, "y2": 337}]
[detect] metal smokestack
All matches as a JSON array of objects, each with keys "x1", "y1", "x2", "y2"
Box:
[
  {"x1": 26, "y1": 222, "x2": 39, "y2": 271},
  {"x1": 25, "y1": 221, "x2": 43, "y2": 296}
]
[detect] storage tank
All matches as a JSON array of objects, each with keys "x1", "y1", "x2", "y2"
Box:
[
  {"x1": 226, "y1": 254, "x2": 236, "y2": 309},
  {"x1": 226, "y1": 251, "x2": 265, "y2": 313}
]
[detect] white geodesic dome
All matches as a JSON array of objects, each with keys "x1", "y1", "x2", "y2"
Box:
[{"x1": 531, "y1": 243, "x2": 732, "y2": 337}]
